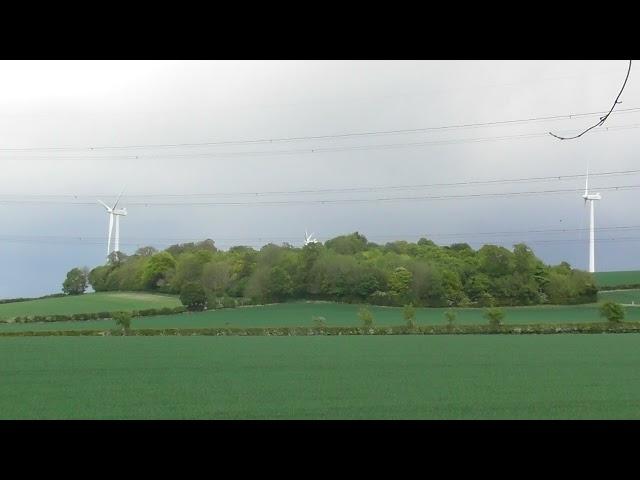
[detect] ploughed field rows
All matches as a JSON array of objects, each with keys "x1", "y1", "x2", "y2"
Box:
[
  {"x1": 2, "y1": 301, "x2": 640, "y2": 333},
  {"x1": 0, "y1": 292, "x2": 181, "y2": 321},
  {"x1": 2, "y1": 335, "x2": 640, "y2": 419}
]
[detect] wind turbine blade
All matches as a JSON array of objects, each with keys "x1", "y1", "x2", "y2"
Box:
[
  {"x1": 113, "y1": 186, "x2": 126, "y2": 210},
  {"x1": 98, "y1": 199, "x2": 111, "y2": 211},
  {"x1": 107, "y1": 213, "x2": 114, "y2": 255}
]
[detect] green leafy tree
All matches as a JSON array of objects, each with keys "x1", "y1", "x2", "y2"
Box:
[
  {"x1": 134, "y1": 246, "x2": 157, "y2": 257},
  {"x1": 403, "y1": 303, "x2": 416, "y2": 328},
  {"x1": 107, "y1": 251, "x2": 128, "y2": 266},
  {"x1": 389, "y1": 267, "x2": 413, "y2": 299},
  {"x1": 478, "y1": 245, "x2": 514, "y2": 277},
  {"x1": 600, "y1": 302, "x2": 625, "y2": 323},
  {"x1": 172, "y1": 252, "x2": 208, "y2": 293},
  {"x1": 266, "y1": 266, "x2": 294, "y2": 302},
  {"x1": 80, "y1": 232, "x2": 600, "y2": 310},
  {"x1": 324, "y1": 232, "x2": 369, "y2": 255},
  {"x1": 201, "y1": 260, "x2": 233, "y2": 296},
  {"x1": 142, "y1": 252, "x2": 176, "y2": 290},
  {"x1": 180, "y1": 282, "x2": 207, "y2": 311},
  {"x1": 62, "y1": 267, "x2": 89, "y2": 295},
  {"x1": 88, "y1": 265, "x2": 111, "y2": 292},
  {"x1": 444, "y1": 309, "x2": 457, "y2": 326},
  {"x1": 358, "y1": 306, "x2": 374, "y2": 327},
  {"x1": 484, "y1": 307, "x2": 505, "y2": 327},
  {"x1": 113, "y1": 311, "x2": 132, "y2": 335}
]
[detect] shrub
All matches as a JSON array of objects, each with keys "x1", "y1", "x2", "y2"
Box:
[
  {"x1": 478, "y1": 292, "x2": 496, "y2": 307},
  {"x1": 358, "y1": 306, "x2": 374, "y2": 327},
  {"x1": 484, "y1": 307, "x2": 505, "y2": 327},
  {"x1": 112, "y1": 311, "x2": 132, "y2": 334},
  {"x1": 235, "y1": 297, "x2": 255, "y2": 307},
  {"x1": 368, "y1": 291, "x2": 390, "y2": 306},
  {"x1": 600, "y1": 302, "x2": 625, "y2": 323},
  {"x1": 221, "y1": 296, "x2": 237, "y2": 309},
  {"x1": 312, "y1": 316, "x2": 327, "y2": 328},
  {"x1": 444, "y1": 309, "x2": 457, "y2": 326},
  {"x1": 403, "y1": 303, "x2": 416, "y2": 328},
  {"x1": 179, "y1": 282, "x2": 207, "y2": 311}
]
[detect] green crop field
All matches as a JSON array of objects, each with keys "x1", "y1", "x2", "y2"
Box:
[
  {"x1": 3, "y1": 301, "x2": 640, "y2": 333},
  {"x1": 0, "y1": 292, "x2": 181, "y2": 320},
  {"x1": 598, "y1": 289, "x2": 640, "y2": 304},
  {"x1": 2, "y1": 335, "x2": 640, "y2": 419},
  {"x1": 594, "y1": 270, "x2": 640, "y2": 287}
]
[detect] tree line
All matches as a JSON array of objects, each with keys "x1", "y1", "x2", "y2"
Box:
[{"x1": 73, "y1": 233, "x2": 597, "y2": 308}]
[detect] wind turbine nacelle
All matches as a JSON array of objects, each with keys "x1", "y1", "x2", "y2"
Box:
[
  {"x1": 584, "y1": 193, "x2": 602, "y2": 201},
  {"x1": 113, "y1": 208, "x2": 128, "y2": 216}
]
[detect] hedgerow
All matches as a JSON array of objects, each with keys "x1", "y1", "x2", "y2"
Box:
[
  {"x1": 2, "y1": 322, "x2": 640, "y2": 337},
  {"x1": 0, "y1": 293, "x2": 67, "y2": 305},
  {"x1": 1, "y1": 306, "x2": 187, "y2": 325}
]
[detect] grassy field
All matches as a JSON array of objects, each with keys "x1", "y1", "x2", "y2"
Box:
[
  {"x1": 594, "y1": 270, "x2": 640, "y2": 287},
  {"x1": 0, "y1": 292, "x2": 181, "y2": 320},
  {"x1": 598, "y1": 289, "x2": 640, "y2": 304},
  {"x1": 2, "y1": 301, "x2": 640, "y2": 333},
  {"x1": 2, "y1": 335, "x2": 640, "y2": 419}
]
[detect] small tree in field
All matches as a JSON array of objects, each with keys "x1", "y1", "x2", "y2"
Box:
[
  {"x1": 62, "y1": 267, "x2": 88, "y2": 295},
  {"x1": 403, "y1": 303, "x2": 416, "y2": 328},
  {"x1": 358, "y1": 306, "x2": 374, "y2": 327},
  {"x1": 180, "y1": 282, "x2": 207, "y2": 311},
  {"x1": 113, "y1": 311, "x2": 132, "y2": 335},
  {"x1": 600, "y1": 302, "x2": 625, "y2": 323},
  {"x1": 484, "y1": 307, "x2": 505, "y2": 327},
  {"x1": 312, "y1": 316, "x2": 327, "y2": 328},
  {"x1": 444, "y1": 309, "x2": 457, "y2": 327}
]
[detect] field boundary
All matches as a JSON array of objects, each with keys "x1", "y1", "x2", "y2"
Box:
[
  {"x1": 1, "y1": 306, "x2": 187, "y2": 324},
  {"x1": 2, "y1": 322, "x2": 640, "y2": 337}
]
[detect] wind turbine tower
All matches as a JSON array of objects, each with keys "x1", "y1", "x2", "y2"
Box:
[
  {"x1": 98, "y1": 189, "x2": 128, "y2": 256},
  {"x1": 582, "y1": 167, "x2": 601, "y2": 273}
]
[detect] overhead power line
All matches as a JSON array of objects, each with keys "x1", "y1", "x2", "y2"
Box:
[
  {"x1": 550, "y1": 60, "x2": 633, "y2": 140},
  {"x1": 1, "y1": 167, "x2": 639, "y2": 199},
  {"x1": 1, "y1": 106, "x2": 640, "y2": 154},
  {"x1": 0, "y1": 183, "x2": 638, "y2": 207},
  {"x1": 2, "y1": 224, "x2": 640, "y2": 244},
  {"x1": 4, "y1": 122, "x2": 640, "y2": 162}
]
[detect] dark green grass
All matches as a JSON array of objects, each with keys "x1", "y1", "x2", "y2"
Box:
[
  {"x1": 2, "y1": 335, "x2": 640, "y2": 419},
  {"x1": 2, "y1": 301, "x2": 640, "y2": 333},
  {"x1": 594, "y1": 270, "x2": 640, "y2": 287},
  {"x1": 0, "y1": 292, "x2": 181, "y2": 320}
]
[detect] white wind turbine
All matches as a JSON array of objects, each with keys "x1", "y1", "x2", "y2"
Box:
[
  {"x1": 304, "y1": 229, "x2": 319, "y2": 246},
  {"x1": 98, "y1": 188, "x2": 128, "y2": 256},
  {"x1": 582, "y1": 165, "x2": 601, "y2": 273}
]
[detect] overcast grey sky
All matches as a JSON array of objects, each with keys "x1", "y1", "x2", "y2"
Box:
[{"x1": 0, "y1": 60, "x2": 638, "y2": 298}]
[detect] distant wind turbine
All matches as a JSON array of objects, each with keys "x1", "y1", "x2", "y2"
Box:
[
  {"x1": 98, "y1": 188, "x2": 128, "y2": 256},
  {"x1": 304, "y1": 229, "x2": 319, "y2": 246},
  {"x1": 582, "y1": 166, "x2": 601, "y2": 273}
]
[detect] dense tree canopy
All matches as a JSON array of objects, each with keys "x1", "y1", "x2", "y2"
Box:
[
  {"x1": 62, "y1": 267, "x2": 89, "y2": 295},
  {"x1": 85, "y1": 235, "x2": 598, "y2": 308}
]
